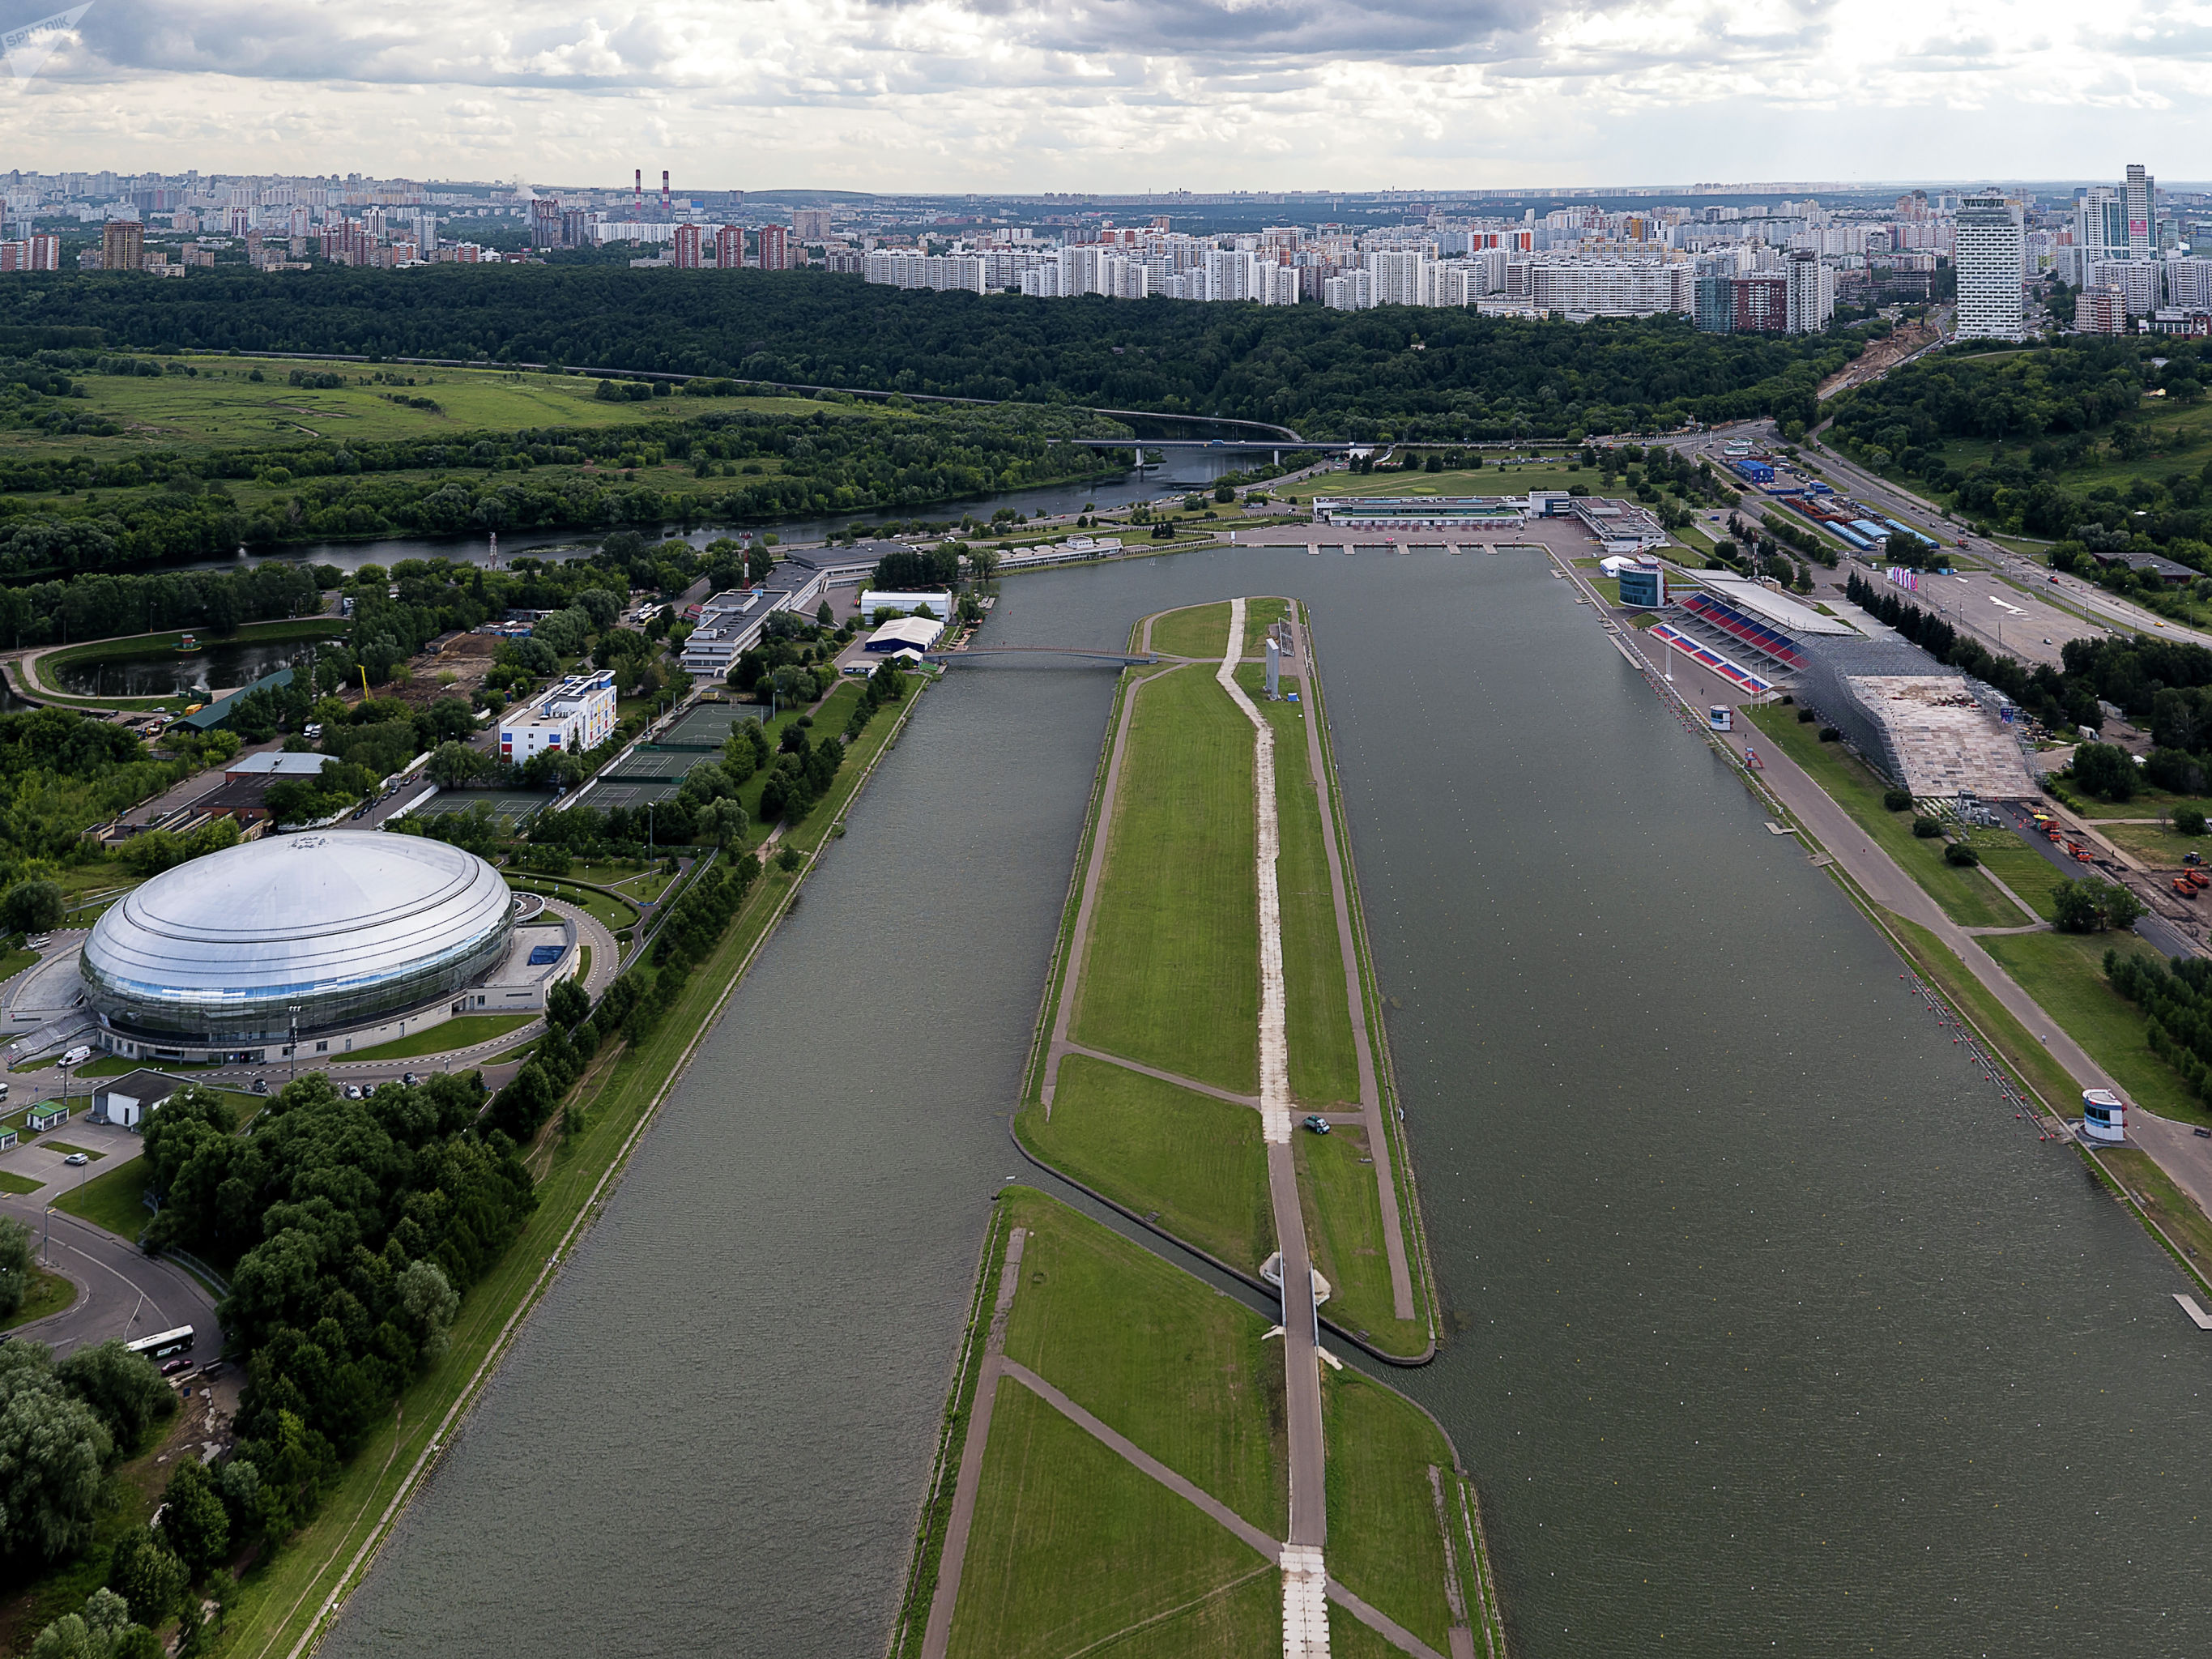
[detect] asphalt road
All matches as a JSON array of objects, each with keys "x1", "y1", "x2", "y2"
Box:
[{"x1": 1, "y1": 1196, "x2": 223, "y2": 1361}]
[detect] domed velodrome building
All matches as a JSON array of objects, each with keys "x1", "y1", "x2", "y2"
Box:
[{"x1": 82, "y1": 831, "x2": 524, "y2": 1066}]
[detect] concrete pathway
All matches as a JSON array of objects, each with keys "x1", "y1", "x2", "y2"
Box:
[
  {"x1": 1060, "y1": 1042, "x2": 1263, "y2": 1109},
  {"x1": 1217, "y1": 599, "x2": 1331, "y2": 1659},
  {"x1": 2122, "y1": 1111, "x2": 2212, "y2": 1228},
  {"x1": 1287, "y1": 613, "x2": 1417, "y2": 1322},
  {"x1": 920, "y1": 1227, "x2": 1026, "y2": 1659}
]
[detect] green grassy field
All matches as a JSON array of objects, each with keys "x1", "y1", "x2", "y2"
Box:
[
  {"x1": 999, "y1": 1188, "x2": 1287, "y2": 1539},
  {"x1": 1240, "y1": 597, "x2": 1289, "y2": 655},
  {"x1": 1295, "y1": 1125, "x2": 1419, "y2": 1350},
  {"x1": 1072, "y1": 663, "x2": 1259, "y2": 1095},
  {"x1": 1149, "y1": 602, "x2": 1232, "y2": 659},
  {"x1": 1275, "y1": 463, "x2": 1588, "y2": 501},
  {"x1": 52, "y1": 1154, "x2": 149, "y2": 1238},
  {"x1": 0, "y1": 1171, "x2": 42, "y2": 1196},
  {"x1": 339, "y1": 1013, "x2": 536, "y2": 1064},
  {"x1": 14, "y1": 357, "x2": 862, "y2": 457},
  {"x1": 502, "y1": 881, "x2": 637, "y2": 936},
  {"x1": 944, "y1": 1383, "x2": 1276, "y2": 1659},
  {"x1": 1959, "y1": 832, "x2": 2063, "y2": 921},
  {"x1": 1016, "y1": 1057, "x2": 1272, "y2": 1272},
  {"x1": 1747, "y1": 705, "x2": 2018, "y2": 928},
  {"x1": 2073, "y1": 787, "x2": 2212, "y2": 821},
  {"x1": 1979, "y1": 928, "x2": 2209, "y2": 1125},
  {"x1": 2096, "y1": 821, "x2": 2210, "y2": 864},
  {"x1": 1322, "y1": 1370, "x2": 1464, "y2": 1655}
]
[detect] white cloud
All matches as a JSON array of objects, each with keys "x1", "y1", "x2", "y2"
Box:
[{"x1": 0, "y1": 0, "x2": 2201, "y2": 186}]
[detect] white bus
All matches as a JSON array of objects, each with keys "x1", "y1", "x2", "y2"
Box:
[{"x1": 124, "y1": 1325, "x2": 194, "y2": 1363}]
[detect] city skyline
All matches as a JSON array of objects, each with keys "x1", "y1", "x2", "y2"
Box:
[{"x1": 2, "y1": 0, "x2": 2210, "y2": 187}]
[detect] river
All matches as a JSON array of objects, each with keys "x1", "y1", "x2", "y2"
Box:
[
  {"x1": 323, "y1": 546, "x2": 2212, "y2": 1657},
  {"x1": 164, "y1": 458, "x2": 1243, "y2": 579}
]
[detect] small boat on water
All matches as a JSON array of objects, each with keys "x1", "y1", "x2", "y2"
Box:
[{"x1": 175, "y1": 633, "x2": 201, "y2": 654}]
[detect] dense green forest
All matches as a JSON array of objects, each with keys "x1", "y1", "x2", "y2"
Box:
[
  {"x1": 0, "y1": 386, "x2": 1119, "y2": 574},
  {"x1": 0, "y1": 268, "x2": 1865, "y2": 439},
  {"x1": 1826, "y1": 337, "x2": 2212, "y2": 553}
]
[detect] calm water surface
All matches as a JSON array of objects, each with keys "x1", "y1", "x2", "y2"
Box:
[
  {"x1": 326, "y1": 548, "x2": 2211, "y2": 1657},
  {"x1": 51, "y1": 638, "x2": 314, "y2": 698}
]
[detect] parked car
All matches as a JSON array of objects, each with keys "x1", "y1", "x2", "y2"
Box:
[
  {"x1": 59, "y1": 1045, "x2": 91, "y2": 1067},
  {"x1": 250, "y1": 1077, "x2": 269, "y2": 1094},
  {"x1": 62, "y1": 1152, "x2": 86, "y2": 1166},
  {"x1": 343, "y1": 1085, "x2": 361, "y2": 1100},
  {"x1": 402, "y1": 1073, "x2": 419, "y2": 1087},
  {"x1": 1302, "y1": 1115, "x2": 1332, "y2": 1135},
  {"x1": 160, "y1": 1358, "x2": 191, "y2": 1377}
]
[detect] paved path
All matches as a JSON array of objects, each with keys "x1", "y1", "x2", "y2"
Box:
[
  {"x1": 1216, "y1": 600, "x2": 1330, "y2": 1659},
  {"x1": 2124, "y1": 1111, "x2": 2212, "y2": 1225},
  {"x1": 1287, "y1": 613, "x2": 1417, "y2": 1321},
  {"x1": 921, "y1": 1226, "x2": 1026, "y2": 1659},
  {"x1": 1060, "y1": 1042, "x2": 1262, "y2": 1108}
]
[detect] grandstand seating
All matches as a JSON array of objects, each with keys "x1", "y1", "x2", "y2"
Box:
[
  {"x1": 1648, "y1": 625, "x2": 1773, "y2": 694},
  {"x1": 1677, "y1": 592, "x2": 1807, "y2": 667}
]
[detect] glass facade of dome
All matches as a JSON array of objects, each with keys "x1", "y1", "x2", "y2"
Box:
[{"x1": 81, "y1": 831, "x2": 514, "y2": 1045}]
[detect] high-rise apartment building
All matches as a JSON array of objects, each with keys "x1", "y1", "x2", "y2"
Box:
[
  {"x1": 1367, "y1": 250, "x2": 1435, "y2": 307},
  {"x1": 2077, "y1": 286, "x2": 2130, "y2": 335},
  {"x1": 1784, "y1": 250, "x2": 1833, "y2": 334},
  {"x1": 1953, "y1": 193, "x2": 2025, "y2": 341},
  {"x1": 792, "y1": 208, "x2": 833, "y2": 241},
  {"x1": 714, "y1": 225, "x2": 744, "y2": 270},
  {"x1": 530, "y1": 198, "x2": 563, "y2": 248},
  {"x1": 101, "y1": 220, "x2": 143, "y2": 275},
  {"x1": 757, "y1": 224, "x2": 790, "y2": 271},
  {"x1": 671, "y1": 224, "x2": 702, "y2": 269},
  {"x1": 2125, "y1": 164, "x2": 2157, "y2": 258},
  {"x1": 1731, "y1": 275, "x2": 1788, "y2": 334}
]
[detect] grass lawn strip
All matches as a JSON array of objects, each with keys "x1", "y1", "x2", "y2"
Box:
[
  {"x1": 999, "y1": 1188, "x2": 1287, "y2": 1541},
  {"x1": 1015, "y1": 1056, "x2": 1272, "y2": 1273},
  {"x1": 51, "y1": 1156, "x2": 148, "y2": 1236},
  {"x1": 1979, "y1": 928, "x2": 2210, "y2": 1126},
  {"x1": 1247, "y1": 672, "x2": 1362, "y2": 1108},
  {"x1": 0, "y1": 1171, "x2": 40, "y2": 1195},
  {"x1": 0, "y1": 1268, "x2": 75, "y2": 1330},
  {"x1": 1295, "y1": 1126, "x2": 1420, "y2": 1351},
  {"x1": 215, "y1": 676, "x2": 930, "y2": 1659},
  {"x1": 2093, "y1": 1147, "x2": 2212, "y2": 1289},
  {"x1": 1746, "y1": 705, "x2": 2018, "y2": 928},
  {"x1": 1071, "y1": 663, "x2": 1259, "y2": 1096},
  {"x1": 943, "y1": 1383, "x2": 1274, "y2": 1659},
  {"x1": 339, "y1": 1013, "x2": 536, "y2": 1064},
  {"x1": 1148, "y1": 601, "x2": 1232, "y2": 659},
  {"x1": 1960, "y1": 831, "x2": 2066, "y2": 920},
  {"x1": 1241, "y1": 597, "x2": 1290, "y2": 655},
  {"x1": 1322, "y1": 1368, "x2": 1463, "y2": 1655}
]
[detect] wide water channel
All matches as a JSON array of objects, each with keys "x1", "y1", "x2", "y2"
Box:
[{"x1": 326, "y1": 548, "x2": 2212, "y2": 1657}]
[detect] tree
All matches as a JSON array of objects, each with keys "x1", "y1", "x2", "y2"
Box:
[
  {"x1": 815, "y1": 599, "x2": 833, "y2": 625},
  {"x1": 419, "y1": 697, "x2": 479, "y2": 744},
  {"x1": 425, "y1": 740, "x2": 488, "y2": 789},
  {"x1": 547, "y1": 978, "x2": 589, "y2": 1032},
  {"x1": 2179, "y1": 807, "x2": 2207, "y2": 837},
  {"x1": 156, "y1": 1460, "x2": 230, "y2": 1580},
  {"x1": 57, "y1": 1341, "x2": 175, "y2": 1450},
  {"x1": 697, "y1": 796, "x2": 749, "y2": 849},
  {"x1": 0, "y1": 1213, "x2": 32, "y2": 1320},
  {"x1": 2052, "y1": 876, "x2": 2146, "y2": 933},
  {"x1": 2072, "y1": 741, "x2": 2137, "y2": 802},
  {"x1": 397, "y1": 1260, "x2": 460, "y2": 1363},
  {"x1": 0, "y1": 1346, "x2": 111, "y2": 1563},
  {"x1": 105, "y1": 1528, "x2": 187, "y2": 1628},
  {"x1": 2, "y1": 879, "x2": 63, "y2": 935},
  {"x1": 30, "y1": 1590, "x2": 154, "y2": 1659}
]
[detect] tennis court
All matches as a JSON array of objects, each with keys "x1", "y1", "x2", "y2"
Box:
[
  {"x1": 585, "y1": 747, "x2": 714, "y2": 810},
  {"x1": 661, "y1": 702, "x2": 762, "y2": 749},
  {"x1": 412, "y1": 790, "x2": 551, "y2": 827}
]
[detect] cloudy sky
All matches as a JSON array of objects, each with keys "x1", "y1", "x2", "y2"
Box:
[{"x1": 3, "y1": 0, "x2": 2206, "y2": 190}]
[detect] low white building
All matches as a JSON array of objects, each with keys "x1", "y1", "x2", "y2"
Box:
[
  {"x1": 856, "y1": 589, "x2": 957, "y2": 622},
  {"x1": 500, "y1": 670, "x2": 617, "y2": 766}
]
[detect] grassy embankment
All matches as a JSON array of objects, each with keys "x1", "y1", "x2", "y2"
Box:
[
  {"x1": 338, "y1": 1013, "x2": 537, "y2": 1064},
  {"x1": 94, "y1": 674, "x2": 935, "y2": 1659},
  {"x1": 934, "y1": 1188, "x2": 1479, "y2": 1659},
  {"x1": 1745, "y1": 704, "x2": 2022, "y2": 927}
]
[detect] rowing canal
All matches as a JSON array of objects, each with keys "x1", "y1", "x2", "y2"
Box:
[{"x1": 324, "y1": 547, "x2": 2211, "y2": 1657}]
